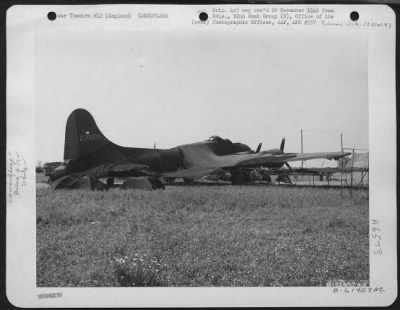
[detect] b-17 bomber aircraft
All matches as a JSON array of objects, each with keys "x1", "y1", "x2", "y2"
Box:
[{"x1": 47, "y1": 109, "x2": 350, "y2": 189}]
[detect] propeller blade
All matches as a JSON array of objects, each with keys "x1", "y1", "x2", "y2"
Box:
[
  {"x1": 284, "y1": 162, "x2": 292, "y2": 170},
  {"x1": 256, "y1": 142, "x2": 262, "y2": 153},
  {"x1": 280, "y1": 137, "x2": 286, "y2": 151}
]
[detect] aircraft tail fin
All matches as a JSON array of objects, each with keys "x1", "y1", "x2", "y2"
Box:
[{"x1": 64, "y1": 109, "x2": 110, "y2": 160}]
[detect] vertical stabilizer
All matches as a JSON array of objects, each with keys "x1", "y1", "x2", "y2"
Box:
[{"x1": 64, "y1": 109, "x2": 110, "y2": 160}]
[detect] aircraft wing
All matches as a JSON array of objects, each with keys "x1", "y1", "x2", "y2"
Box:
[
  {"x1": 233, "y1": 153, "x2": 297, "y2": 167},
  {"x1": 163, "y1": 150, "x2": 350, "y2": 180},
  {"x1": 284, "y1": 152, "x2": 351, "y2": 162},
  {"x1": 228, "y1": 151, "x2": 349, "y2": 167}
]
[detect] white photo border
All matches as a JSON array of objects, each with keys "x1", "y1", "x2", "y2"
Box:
[{"x1": 6, "y1": 4, "x2": 397, "y2": 307}]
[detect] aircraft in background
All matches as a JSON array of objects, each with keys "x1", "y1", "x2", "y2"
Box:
[{"x1": 46, "y1": 109, "x2": 350, "y2": 189}]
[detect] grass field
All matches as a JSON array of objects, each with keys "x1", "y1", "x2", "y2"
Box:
[{"x1": 36, "y1": 185, "x2": 369, "y2": 287}]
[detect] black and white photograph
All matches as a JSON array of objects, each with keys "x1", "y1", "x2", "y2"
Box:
[{"x1": 6, "y1": 4, "x2": 397, "y2": 307}]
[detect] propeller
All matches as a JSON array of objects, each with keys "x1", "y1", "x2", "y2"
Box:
[
  {"x1": 255, "y1": 142, "x2": 262, "y2": 153},
  {"x1": 284, "y1": 162, "x2": 292, "y2": 170},
  {"x1": 280, "y1": 137, "x2": 285, "y2": 152},
  {"x1": 280, "y1": 138, "x2": 291, "y2": 170}
]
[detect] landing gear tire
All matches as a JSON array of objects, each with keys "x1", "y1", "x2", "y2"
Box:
[
  {"x1": 183, "y1": 178, "x2": 193, "y2": 184},
  {"x1": 231, "y1": 169, "x2": 247, "y2": 185},
  {"x1": 262, "y1": 175, "x2": 272, "y2": 185},
  {"x1": 106, "y1": 177, "x2": 114, "y2": 187},
  {"x1": 166, "y1": 177, "x2": 175, "y2": 184}
]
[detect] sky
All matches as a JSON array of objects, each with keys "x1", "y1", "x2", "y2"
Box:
[{"x1": 36, "y1": 27, "x2": 368, "y2": 166}]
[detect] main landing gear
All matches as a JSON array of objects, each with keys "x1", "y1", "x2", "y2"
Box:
[
  {"x1": 106, "y1": 177, "x2": 114, "y2": 187},
  {"x1": 276, "y1": 174, "x2": 292, "y2": 184}
]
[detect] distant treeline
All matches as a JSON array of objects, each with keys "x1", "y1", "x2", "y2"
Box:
[{"x1": 36, "y1": 161, "x2": 44, "y2": 173}]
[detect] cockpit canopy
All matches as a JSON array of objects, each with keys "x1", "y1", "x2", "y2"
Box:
[
  {"x1": 206, "y1": 136, "x2": 252, "y2": 155},
  {"x1": 207, "y1": 136, "x2": 232, "y2": 144}
]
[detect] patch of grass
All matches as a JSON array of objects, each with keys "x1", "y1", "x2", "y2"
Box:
[
  {"x1": 327, "y1": 218, "x2": 347, "y2": 229},
  {"x1": 112, "y1": 254, "x2": 165, "y2": 286},
  {"x1": 36, "y1": 172, "x2": 49, "y2": 184},
  {"x1": 36, "y1": 186, "x2": 369, "y2": 287}
]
